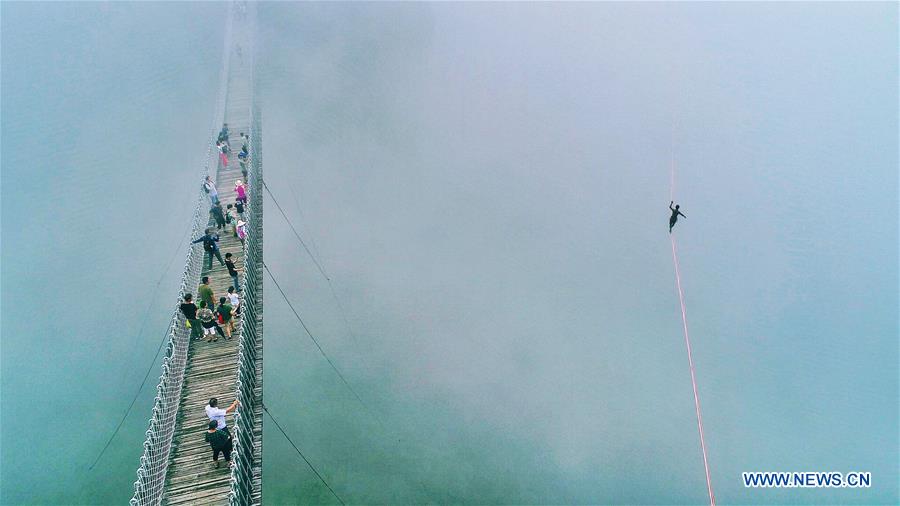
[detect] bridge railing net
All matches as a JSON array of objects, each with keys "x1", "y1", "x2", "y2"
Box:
[
  {"x1": 129, "y1": 4, "x2": 234, "y2": 505},
  {"x1": 228, "y1": 33, "x2": 263, "y2": 505}
]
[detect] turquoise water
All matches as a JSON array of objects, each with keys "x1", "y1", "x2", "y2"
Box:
[{"x1": 3, "y1": 2, "x2": 898, "y2": 505}]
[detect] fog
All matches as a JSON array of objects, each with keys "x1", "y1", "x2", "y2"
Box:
[{"x1": 2, "y1": 2, "x2": 897, "y2": 505}]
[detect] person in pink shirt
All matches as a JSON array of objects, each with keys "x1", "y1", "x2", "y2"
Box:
[
  {"x1": 235, "y1": 219, "x2": 247, "y2": 245},
  {"x1": 234, "y1": 180, "x2": 247, "y2": 206}
]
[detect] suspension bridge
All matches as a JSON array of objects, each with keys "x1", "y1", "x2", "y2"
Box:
[{"x1": 130, "y1": 3, "x2": 264, "y2": 504}]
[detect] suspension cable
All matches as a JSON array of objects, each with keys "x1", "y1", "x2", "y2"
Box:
[
  {"x1": 262, "y1": 180, "x2": 330, "y2": 280},
  {"x1": 262, "y1": 403, "x2": 346, "y2": 505},
  {"x1": 263, "y1": 262, "x2": 387, "y2": 432},
  {"x1": 262, "y1": 178, "x2": 366, "y2": 363},
  {"x1": 286, "y1": 175, "x2": 324, "y2": 263}
]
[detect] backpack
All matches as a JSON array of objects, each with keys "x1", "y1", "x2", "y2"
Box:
[{"x1": 218, "y1": 304, "x2": 231, "y2": 322}]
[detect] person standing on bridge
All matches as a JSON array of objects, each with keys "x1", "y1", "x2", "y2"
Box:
[
  {"x1": 198, "y1": 276, "x2": 216, "y2": 313},
  {"x1": 224, "y1": 252, "x2": 241, "y2": 292},
  {"x1": 197, "y1": 301, "x2": 218, "y2": 342},
  {"x1": 217, "y1": 124, "x2": 231, "y2": 157},
  {"x1": 217, "y1": 141, "x2": 229, "y2": 168},
  {"x1": 205, "y1": 397, "x2": 239, "y2": 436},
  {"x1": 217, "y1": 296, "x2": 234, "y2": 339},
  {"x1": 198, "y1": 297, "x2": 225, "y2": 341},
  {"x1": 225, "y1": 204, "x2": 238, "y2": 237},
  {"x1": 235, "y1": 219, "x2": 247, "y2": 246},
  {"x1": 204, "y1": 176, "x2": 219, "y2": 205},
  {"x1": 238, "y1": 135, "x2": 250, "y2": 179},
  {"x1": 234, "y1": 198, "x2": 245, "y2": 221},
  {"x1": 193, "y1": 229, "x2": 225, "y2": 270},
  {"x1": 205, "y1": 420, "x2": 233, "y2": 468},
  {"x1": 227, "y1": 286, "x2": 240, "y2": 316},
  {"x1": 179, "y1": 294, "x2": 202, "y2": 341},
  {"x1": 669, "y1": 201, "x2": 686, "y2": 233},
  {"x1": 238, "y1": 149, "x2": 249, "y2": 180},
  {"x1": 234, "y1": 180, "x2": 247, "y2": 207},
  {"x1": 211, "y1": 202, "x2": 227, "y2": 231}
]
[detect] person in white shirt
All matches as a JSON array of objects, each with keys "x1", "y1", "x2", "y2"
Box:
[
  {"x1": 205, "y1": 397, "x2": 239, "y2": 435},
  {"x1": 227, "y1": 286, "x2": 240, "y2": 316},
  {"x1": 204, "y1": 176, "x2": 219, "y2": 205}
]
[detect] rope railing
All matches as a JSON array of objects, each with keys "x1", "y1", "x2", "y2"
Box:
[
  {"x1": 228, "y1": 5, "x2": 263, "y2": 498},
  {"x1": 129, "y1": 3, "x2": 236, "y2": 505},
  {"x1": 227, "y1": 109, "x2": 263, "y2": 503}
]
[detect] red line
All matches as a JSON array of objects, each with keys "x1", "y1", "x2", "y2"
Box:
[{"x1": 671, "y1": 236, "x2": 715, "y2": 506}]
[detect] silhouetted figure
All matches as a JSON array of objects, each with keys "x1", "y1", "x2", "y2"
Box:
[{"x1": 669, "y1": 201, "x2": 686, "y2": 233}]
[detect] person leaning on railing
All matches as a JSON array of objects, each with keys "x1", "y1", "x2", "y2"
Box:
[
  {"x1": 236, "y1": 220, "x2": 247, "y2": 246},
  {"x1": 204, "y1": 176, "x2": 219, "y2": 205},
  {"x1": 205, "y1": 397, "x2": 239, "y2": 437}
]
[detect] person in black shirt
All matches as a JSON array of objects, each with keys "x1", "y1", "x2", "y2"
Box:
[
  {"x1": 669, "y1": 201, "x2": 686, "y2": 233},
  {"x1": 179, "y1": 294, "x2": 202, "y2": 340},
  {"x1": 192, "y1": 228, "x2": 225, "y2": 270},
  {"x1": 204, "y1": 420, "x2": 232, "y2": 468},
  {"x1": 211, "y1": 203, "x2": 227, "y2": 231},
  {"x1": 224, "y1": 252, "x2": 240, "y2": 292}
]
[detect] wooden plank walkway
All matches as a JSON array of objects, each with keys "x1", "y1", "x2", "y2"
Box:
[{"x1": 161, "y1": 27, "x2": 261, "y2": 504}]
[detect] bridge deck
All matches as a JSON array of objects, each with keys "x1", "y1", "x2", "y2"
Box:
[{"x1": 161, "y1": 31, "x2": 260, "y2": 505}]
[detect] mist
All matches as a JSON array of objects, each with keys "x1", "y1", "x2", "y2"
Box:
[
  {"x1": 2, "y1": 2, "x2": 898, "y2": 505},
  {"x1": 257, "y1": 3, "x2": 897, "y2": 504}
]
